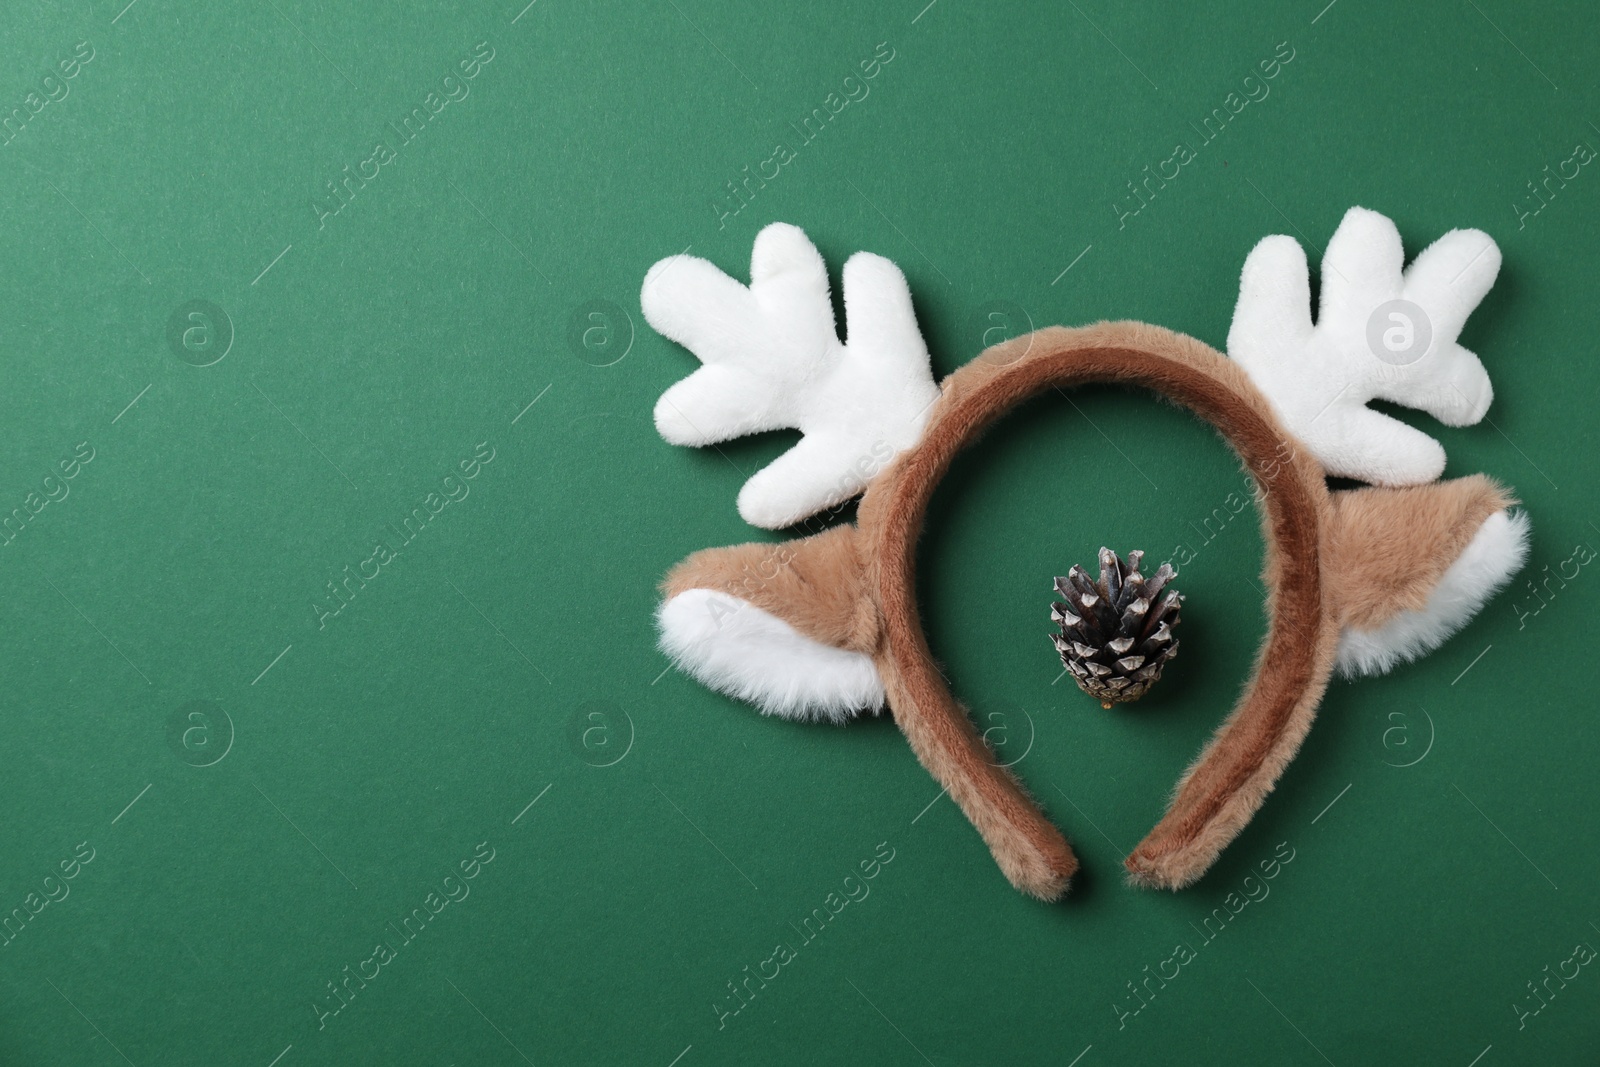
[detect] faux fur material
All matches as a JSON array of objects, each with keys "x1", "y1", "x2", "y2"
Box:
[
  {"x1": 642, "y1": 223, "x2": 941, "y2": 529},
  {"x1": 858, "y1": 322, "x2": 1339, "y2": 896},
  {"x1": 658, "y1": 319, "x2": 1525, "y2": 899},
  {"x1": 657, "y1": 589, "x2": 885, "y2": 723},
  {"x1": 662, "y1": 524, "x2": 880, "y2": 657},
  {"x1": 648, "y1": 254, "x2": 1530, "y2": 905},
  {"x1": 1228, "y1": 206, "x2": 1500, "y2": 486},
  {"x1": 1326, "y1": 476, "x2": 1515, "y2": 631},
  {"x1": 658, "y1": 525, "x2": 885, "y2": 722},
  {"x1": 1336, "y1": 508, "x2": 1530, "y2": 677}
]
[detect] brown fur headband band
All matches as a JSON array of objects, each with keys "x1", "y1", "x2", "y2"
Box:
[{"x1": 644, "y1": 217, "x2": 1528, "y2": 900}]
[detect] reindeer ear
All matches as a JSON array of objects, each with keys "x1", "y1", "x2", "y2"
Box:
[
  {"x1": 656, "y1": 525, "x2": 884, "y2": 723},
  {"x1": 1327, "y1": 476, "x2": 1530, "y2": 677}
]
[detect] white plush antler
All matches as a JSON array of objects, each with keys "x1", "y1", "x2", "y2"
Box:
[
  {"x1": 1227, "y1": 206, "x2": 1502, "y2": 485},
  {"x1": 642, "y1": 223, "x2": 940, "y2": 529}
]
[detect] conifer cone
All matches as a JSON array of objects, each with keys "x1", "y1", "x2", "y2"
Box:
[{"x1": 1051, "y1": 548, "x2": 1182, "y2": 708}]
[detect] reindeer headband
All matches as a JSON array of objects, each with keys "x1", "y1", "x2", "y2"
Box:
[{"x1": 644, "y1": 209, "x2": 1529, "y2": 900}]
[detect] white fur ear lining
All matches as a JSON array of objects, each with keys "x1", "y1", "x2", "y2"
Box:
[
  {"x1": 656, "y1": 589, "x2": 885, "y2": 724},
  {"x1": 1336, "y1": 509, "x2": 1530, "y2": 677}
]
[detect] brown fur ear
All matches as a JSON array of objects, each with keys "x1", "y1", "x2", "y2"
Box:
[
  {"x1": 662, "y1": 524, "x2": 880, "y2": 656},
  {"x1": 1326, "y1": 475, "x2": 1513, "y2": 631}
]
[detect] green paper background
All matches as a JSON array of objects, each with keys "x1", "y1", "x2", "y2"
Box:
[{"x1": 1, "y1": 1, "x2": 1596, "y2": 1064}]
